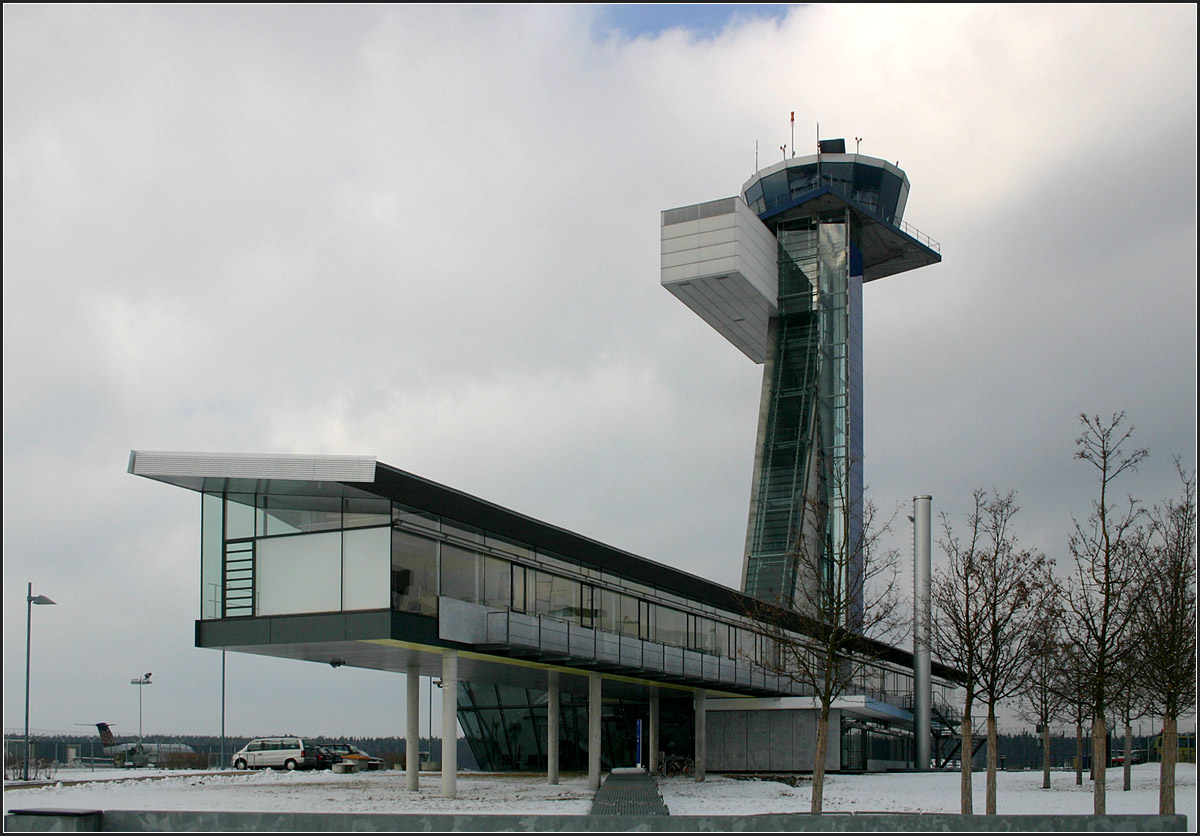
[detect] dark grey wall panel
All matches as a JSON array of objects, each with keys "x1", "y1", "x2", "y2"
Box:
[
  {"x1": 746, "y1": 712, "x2": 771, "y2": 771},
  {"x1": 768, "y1": 710, "x2": 793, "y2": 770}
]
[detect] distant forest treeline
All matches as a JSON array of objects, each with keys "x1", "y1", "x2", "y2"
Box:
[
  {"x1": 947, "y1": 731, "x2": 1160, "y2": 771},
  {"x1": 8, "y1": 734, "x2": 480, "y2": 771}
]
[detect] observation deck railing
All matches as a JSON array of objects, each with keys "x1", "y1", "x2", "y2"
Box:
[{"x1": 897, "y1": 218, "x2": 941, "y2": 254}]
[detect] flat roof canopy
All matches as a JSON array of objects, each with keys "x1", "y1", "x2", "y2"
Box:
[{"x1": 128, "y1": 450, "x2": 748, "y2": 614}]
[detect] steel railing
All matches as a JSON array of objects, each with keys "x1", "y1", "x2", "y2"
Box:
[{"x1": 480, "y1": 607, "x2": 794, "y2": 693}]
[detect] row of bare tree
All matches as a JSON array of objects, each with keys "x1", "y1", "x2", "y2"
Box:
[
  {"x1": 745, "y1": 412, "x2": 1193, "y2": 817},
  {"x1": 933, "y1": 413, "x2": 1196, "y2": 816}
]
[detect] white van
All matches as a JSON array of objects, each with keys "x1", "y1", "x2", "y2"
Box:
[{"x1": 232, "y1": 737, "x2": 318, "y2": 771}]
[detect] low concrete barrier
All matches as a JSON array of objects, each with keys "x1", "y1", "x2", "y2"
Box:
[
  {"x1": 5, "y1": 809, "x2": 102, "y2": 832},
  {"x1": 4, "y1": 809, "x2": 1189, "y2": 831}
]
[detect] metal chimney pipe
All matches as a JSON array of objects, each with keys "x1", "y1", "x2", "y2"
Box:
[{"x1": 913, "y1": 495, "x2": 932, "y2": 770}]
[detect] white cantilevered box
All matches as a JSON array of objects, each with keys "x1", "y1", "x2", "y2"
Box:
[{"x1": 660, "y1": 196, "x2": 778, "y2": 364}]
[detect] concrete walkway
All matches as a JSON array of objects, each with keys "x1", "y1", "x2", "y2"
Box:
[{"x1": 589, "y1": 768, "x2": 670, "y2": 816}]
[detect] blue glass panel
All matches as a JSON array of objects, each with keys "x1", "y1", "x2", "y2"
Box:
[
  {"x1": 759, "y1": 171, "x2": 789, "y2": 213},
  {"x1": 787, "y1": 164, "x2": 818, "y2": 197},
  {"x1": 878, "y1": 173, "x2": 902, "y2": 223},
  {"x1": 820, "y1": 162, "x2": 854, "y2": 190},
  {"x1": 743, "y1": 180, "x2": 764, "y2": 211}
]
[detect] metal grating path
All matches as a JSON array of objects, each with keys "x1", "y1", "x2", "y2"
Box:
[{"x1": 589, "y1": 769, "x2": 670, "y2": 816}]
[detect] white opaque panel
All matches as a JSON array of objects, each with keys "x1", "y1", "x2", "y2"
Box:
[
  {"x1": 258, "y1": 532, "x2": 341, "y2": 615},
  {"x1": 342, "y1": 526, "x2": 390, "y2": 611}
]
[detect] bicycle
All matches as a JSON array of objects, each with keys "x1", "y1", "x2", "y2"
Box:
[{"x1": 657, "y1": 754, "x2": 695, "y2": 778}]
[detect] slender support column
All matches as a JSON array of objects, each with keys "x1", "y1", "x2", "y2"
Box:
[
  {"x1": 24, "y1": 583, "x2": 33, "y2": 781},
  {"x1": 440, "y1": 651, "x2": 458, "y2": 799},
  {"x1": 547, "y1": 671, "x2": 560, "y2": 785},
  {"x1": 588, "y1": 673, "x2": 602, "y2": 791},
  {"x1": 913, "y1": 495, "x2": 933, "y2": 771},
  {"x1": 406, "y1": 660, "x2": 420, "y2": 791},
  {"x1": 694, "y1": 689, "x2": 706, "y2": 782},
  {"x1": 648, "y1": 688, "x2": 659, "y2": 775},
  {"x1": 220, "y1": 651, "x2": 226, "y2": 770}
]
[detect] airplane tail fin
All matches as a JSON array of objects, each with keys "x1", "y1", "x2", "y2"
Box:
[{"x1": 96, "y1": 723, "x2": 116, "y2": 748}]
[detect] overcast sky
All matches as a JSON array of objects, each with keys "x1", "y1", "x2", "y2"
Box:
[{"x1": 4, "y1": 5, "x2": 1195, "y2": 743}]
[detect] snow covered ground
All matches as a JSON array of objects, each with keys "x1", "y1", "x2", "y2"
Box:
[
  {"x1": 4, "y1": 763, "x2": 1193, "y2": 825},
  {"x1": 660, "y1": 765, "x2": 1195, "y2": 822}
]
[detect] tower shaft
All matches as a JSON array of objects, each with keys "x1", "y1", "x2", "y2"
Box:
[
  {"x1": 742, "y1": 213, "x2": 863, "y2": 615},
  {"x1": 661, "y1": 147, "x2": 940, "y2": 620}
]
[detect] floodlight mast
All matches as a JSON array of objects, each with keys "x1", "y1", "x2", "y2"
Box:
[
  {"x1": 131, "y1": 673, "x2": 153, "y2": 749},
  {"x1": 913, "y1": 495, "x2": 933, "y2": 770},
  {"x1": 24, "y1": 583, "x2": 56, "y2": 781}
]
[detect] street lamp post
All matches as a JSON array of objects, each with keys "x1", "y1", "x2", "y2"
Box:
[
  {"x1": 24, "y1": 583, "x2": 56, "y2": 781},
  {"x1": 131, "y1": 673, "x2": 153, "y2": 752}
]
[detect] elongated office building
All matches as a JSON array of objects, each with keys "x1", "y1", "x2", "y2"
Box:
[{"x1": 662, "y1": 142, "x2": 941, "y2": 617}]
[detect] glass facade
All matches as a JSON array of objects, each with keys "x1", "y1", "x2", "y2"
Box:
[
  {"x1": 200, "y1": 492, "x2": 393, "y2": 619},
  {"x1": 198, "y1": 491, "x2": 908, "y2": 682},
  {"x1": 457, "y1": 682, "x2": 695, "y2": 772},
  {"x1": 391, "y1": 529, "x2": 438, "y2": 615},
  {"x1": 742, "y1": 159, "x2": 908, "y2": 227},
  {"x1": 841, "y1": 717, "x2": 915, "y2": 771},
  {"x1": 743, "y1": 208, "x2": 864, "y2": 619},
  {"x1": 197, "y1": 486, "x2": 934, "y2": 772}
]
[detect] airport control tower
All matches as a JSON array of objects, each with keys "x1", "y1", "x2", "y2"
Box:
[{"x1": 660, "y1": 140, "x2": 941, "y2": 619}]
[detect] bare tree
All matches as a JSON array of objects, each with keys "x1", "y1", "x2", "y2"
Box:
[
  {"x1": 977, "y1": 498, "x2": 1054, "y2": 814},
  {"x1": 1053, "y1": 638, "x2": 1092, "y2": 787},
  {"x1": 932, "y1": 489, "x2": 1053, "y2": 814},
  {"x1": 1133, "y1": 461, "x2": 1196, "y2": 815},
  {"x1": 1018, "y1": 603, "x2": 1066, "y2": 790},
  {"x1": 1061, "y1": 412, "x2": 1147, "y2": 815},
  {"x1": 745, "y1": 488, "x2": 902, "y2": 814},
  {"x1": 1108, "y1": 652, "x2": 1150, "y2": 793},
  {"x1": 931, "y1": 489, "x2": 988, "y2": 815}
]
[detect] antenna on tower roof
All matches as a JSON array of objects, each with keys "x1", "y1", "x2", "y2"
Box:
[
  {"x1": 816, "y1": 122, "x2": 820, "y2": 180},
  {"x1": 790, "y1": 112, "x2": 795, "y2": 158}
]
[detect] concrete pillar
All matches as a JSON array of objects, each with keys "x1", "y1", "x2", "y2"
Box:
[
  {"x1": 648, "y1": 688, "x2": 659, "y2": 775},
  {"x1": 588, "y1": 672, "x2": 602, "y2": 791},
  {"x1": 694, "y1": 689, "x2": 706, "y2": 782},
  {"x1": 913, "y1": 495, "x2": 933, "y2": 771},
  {"x1": 547, "y1": 671, "x2": 560, "y2": 785},
  {"x1": 406, "y1": 661, "x2": 420, "y2": 792},
  {"x1": 440, "y1": 650, "x2": 457, "y2": 798}
]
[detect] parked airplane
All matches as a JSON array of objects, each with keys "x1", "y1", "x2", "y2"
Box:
[{"x1": 95, "y1": 723, "x2": 194, "y2": 767}]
